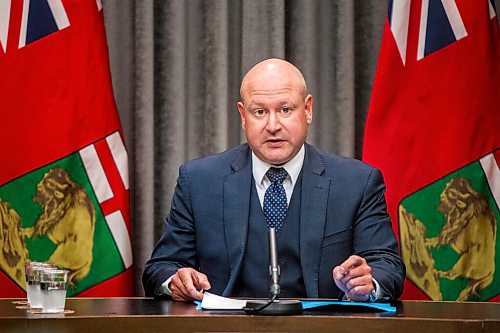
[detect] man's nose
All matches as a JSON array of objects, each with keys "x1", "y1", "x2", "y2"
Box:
[{"x1": 266, "y1": 111, "x2": 281, "y2": 132}]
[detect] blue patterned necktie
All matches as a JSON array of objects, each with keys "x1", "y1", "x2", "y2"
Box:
[{"x1": 263, "y1": 167, "x2": 289, "y2": 232}]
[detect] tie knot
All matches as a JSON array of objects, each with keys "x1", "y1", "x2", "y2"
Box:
[{"x1": 266, "y1": 167, "x2": 288, "y2": 184}]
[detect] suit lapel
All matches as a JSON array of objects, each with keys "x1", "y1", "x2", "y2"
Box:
[
  {"x1": 300, "y1": 144, "x2": 330, "y2": 297},
  {"x1": 222, "y1": 145, "x2": 252, "y2": 295}
]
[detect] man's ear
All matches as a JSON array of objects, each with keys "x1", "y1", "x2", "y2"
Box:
[
  {"x1": 305, "y1": 95, "x2": 313, "y2": 125},
  {"x1": 237, "y1": 101, "x2": 246, "y2": 128}
]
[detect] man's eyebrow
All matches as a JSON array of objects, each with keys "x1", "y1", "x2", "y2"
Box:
[{"x1": 245, "y1": 101, "x2": 265, "y2": 108}]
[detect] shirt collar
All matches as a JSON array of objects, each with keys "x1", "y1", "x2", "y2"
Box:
[{"x1": 252, "y1": 145, "x2": 305, "y2": 186}]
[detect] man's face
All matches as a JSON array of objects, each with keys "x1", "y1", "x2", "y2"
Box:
[{"x1": 238, "y1": 79, "x2": 312, "y2": 165}]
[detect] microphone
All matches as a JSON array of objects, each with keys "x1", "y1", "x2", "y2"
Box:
[
  {"x1": 268, "y1": 227, "x2": 280, "y2": 298},
  {"x1": 243, "y1": 228, "x2": 303, "y2": 315}
]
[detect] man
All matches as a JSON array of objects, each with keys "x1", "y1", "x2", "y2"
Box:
[{"x1": 143, "y1": 58, "x2": 405, "y2": 302}]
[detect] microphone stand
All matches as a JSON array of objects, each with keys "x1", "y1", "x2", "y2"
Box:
[{"x1": 243, "y1": 228, "x2": 303, "y2": 315}]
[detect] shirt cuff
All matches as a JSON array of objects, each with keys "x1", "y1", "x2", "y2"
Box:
[
  {"x1": 371, "y1": 278, "x2": 382, "y2": 301},
  {"x1": 158, "y1": 276, "x2": 174, "y2": 296}
]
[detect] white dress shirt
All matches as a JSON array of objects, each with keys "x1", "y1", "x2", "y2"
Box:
[{"x1": 252, "y1": 144, "x2": 305, "y2": 207}]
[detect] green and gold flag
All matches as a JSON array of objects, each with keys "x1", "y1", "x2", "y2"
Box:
[
  {"x1": 363, "y1": 0, "x2": 499, "y2": 301},
  {"x1": 0, "y1": 0, "x2": 132, "y2": 296}
]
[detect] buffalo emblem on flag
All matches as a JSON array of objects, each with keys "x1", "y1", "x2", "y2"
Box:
[{"x1": 399, "y1": 152, "x2": 499, "y2": 301}]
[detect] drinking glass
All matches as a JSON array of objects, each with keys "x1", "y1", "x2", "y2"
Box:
[
  {"x1": 40, "y1": 269, "x2": 69, "y2": 313},
  {"x1": 25, "y1": 262, "x2": 54, "y2": 308}
]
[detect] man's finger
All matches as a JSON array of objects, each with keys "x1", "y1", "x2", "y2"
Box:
[
  {"x1": 170, "y1": 268, "x2": 205, "y2": 301},
  {"x1": 171, "y1": 273, "x2": 193, "y2": 301},
  {"x1": 332, "y1": 266, "x2": 349, "y2": 293},
  {"x1": 332, "y1": 265, "x2": 346, "y2": 280},
  {"x1": 346, "y1": 287, "x2": 371, "y2": 301},
  {"x1": 171, "y1": 285, "x2": 190, "y2": 301},
  {"x1": 192, "y1": 272, "x2": 211, "y2": 291},
  {"x1": 340, "y1": 255, "x2": 365, "y2": 271},
  {"x1": 340, "y1": 264, "x2": 372, "y2": 285},
  {"x1": 180, "y1": 270, "x2": 205, "y2": 300},
  {"x1": 344, "y1": 275, "x2": 373, "y2": 292},
  {"x1": 171, "y1": 283, "x2": 191, "y2": 301}
]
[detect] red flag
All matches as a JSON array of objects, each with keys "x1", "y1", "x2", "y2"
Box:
[
  {"x1": 363, "y1": 0, "x2": 499, "y2": 301},
  {"x1": 0, "y1": 0, "x2": 133, "y2": 297}
]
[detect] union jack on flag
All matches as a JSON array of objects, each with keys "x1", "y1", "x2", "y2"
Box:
[
  {"x1": 0, "y1": 0, "x2": 103, "y2": 52},
  {"x1": 388, "y1": 0, "x2": 497, "y2": 64},
  {"x1": 18, "y1": 0, "x2": 70, "y2": 48}
]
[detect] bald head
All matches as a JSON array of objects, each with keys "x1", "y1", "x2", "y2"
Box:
[
  {"x1": 240, "y1": 58, "x2": 308, "y2": 103},
  {"x1": 236, "y1": 58, "x2": 313, "y2": 165}
]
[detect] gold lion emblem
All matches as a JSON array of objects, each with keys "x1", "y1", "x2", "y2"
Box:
[
  {"x1": 23, "y1": 168, "x2": 96, "y2": 287},
  {"x1": 400, "y1": 176, "x2": 497, "y2": 301}
]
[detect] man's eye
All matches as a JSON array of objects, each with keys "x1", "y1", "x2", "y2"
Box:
[
  {"x1": 280, "y1": 107, "x2": 292, "y2": 114},
  {"x1": 254, "y1": 109, "x2": 265, "y2": 116}
]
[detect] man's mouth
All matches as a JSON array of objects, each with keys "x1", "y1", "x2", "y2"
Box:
[{"x1": 265, "y1": 139, "x2": 285, "y2": 147}]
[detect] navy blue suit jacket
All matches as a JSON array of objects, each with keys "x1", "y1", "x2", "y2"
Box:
[{"x1": 143, "y1": 143, "x2": 405, "y2": 299}]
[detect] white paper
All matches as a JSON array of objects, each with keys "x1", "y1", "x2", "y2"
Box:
[{"x1": 200, "y1": 292, "x2": 248, "y2": 310}]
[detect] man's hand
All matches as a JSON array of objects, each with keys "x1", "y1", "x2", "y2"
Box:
[
  {"x1": 169, "y1": 267, "x2": 211, "y2": 301},
  {"x1": 332, "y1": 255, "x2": 374, "y2": 301}
]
